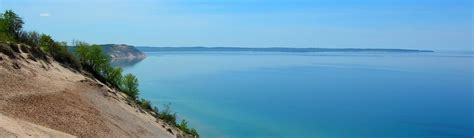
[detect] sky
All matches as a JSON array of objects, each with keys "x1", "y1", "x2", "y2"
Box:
[{"x1": 0, "y1": 0, "x2": 472, "y2": 50}]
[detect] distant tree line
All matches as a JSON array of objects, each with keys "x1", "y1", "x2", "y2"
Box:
[{"x1": 0, "y1": 10, "x2": 198, "y2": 137}]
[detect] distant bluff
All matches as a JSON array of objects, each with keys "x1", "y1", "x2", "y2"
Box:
[{"x1": 100, "y1": 44, "x2": 146, "y2": 59}]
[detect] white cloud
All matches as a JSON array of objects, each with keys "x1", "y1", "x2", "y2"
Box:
[{"x1": 39, "y1": 13, "x2": 51, "y2": 17}]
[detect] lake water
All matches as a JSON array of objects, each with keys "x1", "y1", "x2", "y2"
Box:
[{"x1": 120, "y1": 51, "x2": 473, "y2": 137}]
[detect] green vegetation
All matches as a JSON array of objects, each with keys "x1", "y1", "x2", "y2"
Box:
[
  {"x1": 75, "y1": 42, "x2": 110, "y2": 72},
  {"x1": 1, "y1": 10, "x2": 79, "y2": 68},
  {"x1": 103, "y1": 65, "x2": 123, "y2": 89},
  {"x1": 0, "y1": 10, "x2": 198, "y2": 137},
  {"x1": 138, "y1": 98, "x2": 152, "y2": 111},
  {"x1": 49, "y1": 39, "x2": 81, "y2": 69},
  {"x1": 177, "y1": 119, "x2": 199, "y2": 137},
  {"x1": 0, "y1": 10, "x2": 23, "y2": 41},
  {"x1": 122, "y1": 73, "x2": 139, "y2": 100},
  {"x1": 158, "y1": 103, "x2": 177, "y2": 125},
  {"x1": 18, "y1": 31, "x2": 40, "y2": 47}
]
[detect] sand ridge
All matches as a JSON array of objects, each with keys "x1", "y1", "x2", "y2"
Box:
[{"x1": 0, "y1": 44, "x2": 189, "y2": 137}]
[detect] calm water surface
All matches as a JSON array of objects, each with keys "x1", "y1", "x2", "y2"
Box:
[{"x1": 120, "y1": 51, "x2": 473, "y2": 137}]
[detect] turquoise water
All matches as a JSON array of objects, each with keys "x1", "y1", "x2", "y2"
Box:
[{"x1": 120, "y1": 51, "x2": 473, "y2": 137}]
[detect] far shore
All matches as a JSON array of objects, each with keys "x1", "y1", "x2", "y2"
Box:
[{"x1": 136, "y1": 47, "x2": 434, "y2": 53}]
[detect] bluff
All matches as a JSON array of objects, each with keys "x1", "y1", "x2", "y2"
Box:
[
  {"x1": 100, "y1": 44, "x2": 146, "y2": 59},
  {"x1": 0, "y1": 42, "x2": 190, "y2": 137}
]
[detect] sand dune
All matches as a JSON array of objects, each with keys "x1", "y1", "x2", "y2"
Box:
[
  {"x1": 0, "y1": 43, "x2": 189, "y2": 137},
  {"x1": 0, "y1": 114, "x2": 75, "y2": 137}
]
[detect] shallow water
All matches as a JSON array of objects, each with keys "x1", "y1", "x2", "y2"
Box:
[{"x1": 120, "y1": 51, "x2": 473, "y2": 137}]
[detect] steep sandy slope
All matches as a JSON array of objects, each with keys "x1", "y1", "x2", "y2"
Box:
[
  {"x1": 0, "y1": 43, "x2": 188, "y2": 137},
  {"x1": 0, "y1": 114, "x2": 75, "y2": 137}
]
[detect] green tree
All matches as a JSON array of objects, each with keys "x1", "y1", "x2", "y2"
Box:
[
  {"x1": 74, "y1": 40, "x2": 91, "y2": 63},
  {"x1": 88, "y1": 45, "x2": 110, "y2": 71},
  {"x1": 104, "y1": 66, "x2": 123, "y2": 88},
  {"x1": 1, "y1": 10, "x2": 23, "y2": 40},
  {"x1": 74, "y1": 41, "x2": 109, "y2": 72},
  {"x1": 122, "y1": 73, "x2": 139, "y2": 100},
  {"x1": 39, "y1": 34, "x2": 54, "y2": 54}
]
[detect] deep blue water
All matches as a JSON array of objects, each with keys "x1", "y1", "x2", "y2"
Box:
[{"x1": 120, "y1": 51, "x2": 473, "y2": 138}]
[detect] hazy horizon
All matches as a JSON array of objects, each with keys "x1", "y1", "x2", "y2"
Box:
[
  {"x1": 135, "y1": 45, "x2": 439, "y2": 51},
  {"x1": 1, "y1": 0, "x2": 472, "y2": 50}
]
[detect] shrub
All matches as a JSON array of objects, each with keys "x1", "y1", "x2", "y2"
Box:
[
  {"x1": 177, "y1": 119, "x2": 199, "y2": 137},
  {"x1": 88, "y1": 45, "x2": 110, "y2": 71},
  {"x1": 74, "y1": 41, "x2": 113, "y2": 81},
  {"x1": 189, "y1": 128, "x2": 199, "y2": 137},
  {"x1": 53, "y1": 41, "x2": 81, "y2": 69},
  {"x1": 157, "y1": 103, "x2": 199, "y2": 137},
  {"x1": 35, "y1": 35, "x2": 81, "y2": 69},
  {"x1": 75, "y1": 42, "x2": 109, "y2": 72},
  {"x1": 177, "y1": 120, "x2": 189, "y2": 132},
  {"x1": 39, "y1": 34, "x2": 54, "y2": 54},
  {"x1": 159, "y1": 103, "x2": 176, "y2": 125},
  {"x1": 103, "y1": 66, "x2": 123, "y2": 88},
  {"x1": 17, "y1": 31, "x2": 40, "y2": 47},
  {"x1": 153, "y1": 106, "x2": 159, "y2": 114},
  {"x1": 139, "y1": 98, "x2": 152, "y2": 111},
  {"x1": 74, "y1": 40, "x2": 90, "y2": 63},
  {"x1": 122, "y1": 73, "x2": 139, "y2": 100}
]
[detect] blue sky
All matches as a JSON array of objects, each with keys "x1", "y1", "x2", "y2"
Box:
[{"x1": 0, "y1": 0, "x2": 472, "y2": 50}]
